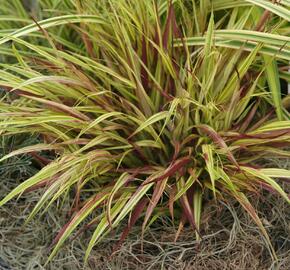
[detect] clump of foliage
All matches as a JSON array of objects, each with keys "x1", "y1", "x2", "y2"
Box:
[{"x1": 0, "y1": 0, "x2": 290, "y2": 263}]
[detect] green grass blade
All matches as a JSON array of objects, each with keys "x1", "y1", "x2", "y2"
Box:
[{"x1": 264, "y1": 56, "x2": 284, "y2": 120}]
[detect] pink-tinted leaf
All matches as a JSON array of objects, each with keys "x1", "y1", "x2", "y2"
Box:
[
  {"x1": 169, "y1": 184, "x2": 177, "y2": 220},
  {"x1": 180, "y1": 193, "x2": 201, "y2": 238},
  {"x1": 143, "y1": 156, "x2": 191, "y2": 185},
  {"x1": 198, "y1": 124, "x2": 240, "y2": 169},
  {"x1": 142, "y1": 177, "x2": 168, "y2": 231},
  {"x1": 114, "y1": 198, "x2": 148, "y2": 252},
  {"x1": 174, "y1": 211, "x2": 187, "y2": 242},
  {"x1": 140, "y1": 36, "x2": 149, "y2": 90}
]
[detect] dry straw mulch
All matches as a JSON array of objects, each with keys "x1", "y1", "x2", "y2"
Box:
[{"x1": 0, "y1": 158, "x2": 289, "y2": 270}]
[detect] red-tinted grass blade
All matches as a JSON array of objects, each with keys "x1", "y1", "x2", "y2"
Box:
[
  {"x1": 113, "y1": 198, "x2": 148, "y2": 253},
  {"x1": 143, "y1": 156, "x2": 191, "y2": 185},
  {"x1": 198, "y1": 125, "x2": 240, "y2": 169},
  {"x1": 140, "y1": 36, "x2": 149, "y2": 91},
  {"x1": 142, "y1": 177, "x2": 168, "y2": 231},
  {"x1": 180, "y1": 193, "x2": 201, "y2": 238}
]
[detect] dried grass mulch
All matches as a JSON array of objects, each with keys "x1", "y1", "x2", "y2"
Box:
[{"x1": 0, "y1": 158, "x2": 289, "y2": 270}]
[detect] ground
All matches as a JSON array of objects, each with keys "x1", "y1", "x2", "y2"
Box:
[{"x1": 0, "y1": 158, "x2": 289, "y2": 270}]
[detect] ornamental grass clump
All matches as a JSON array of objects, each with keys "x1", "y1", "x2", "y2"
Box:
[{"x1": 0, "y1": 0, "x2": 290, "y2": 263}]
